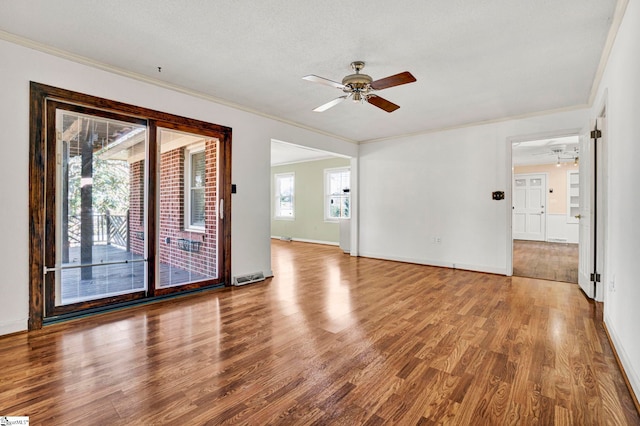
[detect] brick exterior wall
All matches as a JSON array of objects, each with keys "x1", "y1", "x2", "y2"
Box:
[
  {"x1": 128, "y1": 139, "x2": 218, "y2": 281},
  {"x1": 129, "y1": 160, "x2": 145, "y2": 256}
]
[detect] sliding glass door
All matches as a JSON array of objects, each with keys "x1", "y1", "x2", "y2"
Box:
[
  {"x1": 30, "y1": 83, "x2": 231, "y2": 325},
  {"x1": 47, "y1": 103, "x2": 149, "y2": 314},
  {"x1": 156, "y1": 128, "x2": 219, "y2": 291}
]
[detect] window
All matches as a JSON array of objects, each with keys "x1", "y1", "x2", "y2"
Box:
[
  {"x1": 325, "y1": 168, "x2": 350, "y2": 221},
  {"x1": 274, "y1": 172, "x2": 295, "y2": 219},
  {"x1": 185, "y1": 145, "x2": 206, "y2": 230}
]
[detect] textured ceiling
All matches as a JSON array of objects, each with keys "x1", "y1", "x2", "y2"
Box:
[{"x1": 0, "y1": 0, "x2": 618, "y2": 142}]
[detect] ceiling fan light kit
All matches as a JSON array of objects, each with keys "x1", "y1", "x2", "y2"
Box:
[{"x1": 303, "y1": 61, "x2": 416, "y2": 113}]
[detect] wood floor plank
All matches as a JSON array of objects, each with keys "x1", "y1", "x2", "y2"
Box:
[
  {"x1": 0, "y1": 240, "x2": 638, "y2": 424},
  {"x1": 513, "y1": 239, "x2": 578, "y2": 283}
]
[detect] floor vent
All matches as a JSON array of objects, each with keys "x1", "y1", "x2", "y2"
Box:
[{"x1": 233, "y1": 272, "x2": 265, "y2": 286}]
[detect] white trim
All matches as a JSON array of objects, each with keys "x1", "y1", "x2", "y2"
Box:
[
  {"x1": 604, "y1": 315, "x2": 640, "y2": 404},
  {"x1": 0, "y1": 318, "x2": 27, "y2": 336},
  {"x1": 272, "y1": 156, "x2": 335, "y2": 167},
  {"x1": 597, "y1": 94, "x2": 608, "y2": 304},
  {"x1": 567, "y1": 169, "x2": 580, "y2": 224},
  {"x1": 184, "y1": 144, "x2": 206, "y2": 232},
  {"x1": 360, "y1": 106, "x2": 589, "y2": 145},
  {"x1": 349, "y1": 156, "x2": 359, "y2": 257},
  {"x1": 270, "y1": 236, "x2": 339, "y2": 246},
  {"x1": 273, "y1": 172, "x2": 295, "y2": 219},
  {"x1": 358, "y1": 251, "x2": 507, "y2": 275},
  {"x1": 588, "y1": 0, "x2": 630, "y2": 105},
  {"x1": 324, "y1": 167, "x2": 351, "y2": 222},
  {"x1": 506, "y1": 138, "x2": 514, "y2": 276}
]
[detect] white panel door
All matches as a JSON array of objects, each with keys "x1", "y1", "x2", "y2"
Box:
[
  {"x1": 578, "y1": 122, "x2": 596, "y2": 299},
  {"x1": 513, "y1": 174, "x2": 547, "y2": 241}
]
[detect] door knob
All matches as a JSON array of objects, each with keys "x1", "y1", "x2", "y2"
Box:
[{"x1": 575, "y1": 214, "x2": 582, "y2": 219}]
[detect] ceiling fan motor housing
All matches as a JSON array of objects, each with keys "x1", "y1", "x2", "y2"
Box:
[
  {"x1": 342, "y1": 73, "x2": 372, "y2": 88},
  {"x1": 342, "y1": 61, "x2": 373, "y2": 92}
]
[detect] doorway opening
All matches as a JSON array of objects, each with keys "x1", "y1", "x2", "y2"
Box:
[
  {"x1": 29, "y1": 83, "x2": 232, "y2": 329},
  {"x1": 511, "y1": 135, "x2": 580, "y2": 283},
  {"x1": 270, "y1": 139, "x2": 354, "y2": 254}
]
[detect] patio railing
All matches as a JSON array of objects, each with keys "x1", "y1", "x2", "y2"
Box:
[{"x1": 67, "y1": 212, "x2": 129, "y2": 250}]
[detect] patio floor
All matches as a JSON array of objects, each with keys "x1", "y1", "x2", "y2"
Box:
[{"x1": 61, "y1": 245, "x2": 214, "y2": 303}]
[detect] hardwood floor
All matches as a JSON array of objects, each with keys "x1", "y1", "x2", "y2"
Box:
[
  {"x1": 1, "y1": 240, "x2": 638, "y2": 424},
  {"x1": 513, "y1": 240, "x2": 579, "y2": 284}
]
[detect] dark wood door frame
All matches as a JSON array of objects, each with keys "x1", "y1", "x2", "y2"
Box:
[{"x1": 29, "y1": 82, "x2": 232, "y2": 329}]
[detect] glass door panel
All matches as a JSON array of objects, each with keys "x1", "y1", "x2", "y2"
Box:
[
  {"x1": 157, "y1": 128, "x2": 218, "y2": 288},
  {"x1": 54, "y1": 108, "x2": 147, "y2": 306},
  {"x1": 31, "y1": 84, "x2": 232, "y2": 327}
]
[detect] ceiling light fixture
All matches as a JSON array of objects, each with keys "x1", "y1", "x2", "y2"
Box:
[
  {"x1": 303, "y1": 61, "x2": 416, "y2": 113},
  {"x1": 556, "y1": 158, "x2": 561, "y2": 167},
  {"x1": 574, "y1": 156, "x2": 579, "y2": 166}
]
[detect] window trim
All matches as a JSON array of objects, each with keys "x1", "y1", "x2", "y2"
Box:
[
  {"x1": 324, "y1": 167, "x2": 351, "y2": 222},
  {"x1": 274, "y1": 172, "x2": 295, "y2": 220},
  {"x1": 184, "y1": 143, "x2": 206, "y2": 232}
]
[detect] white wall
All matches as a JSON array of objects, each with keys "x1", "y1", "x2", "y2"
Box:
[
  {"x1": 593, "y1": 0, "x2": 640, "y2": 401},
  {"x1": 546, "y1": 214, "x2": 579, "y2": 244},
  {"x1": 359, "y1": 109, "x2": 588, "y2": 274},
  {"x1": 0, "y1": 39, "x2": 357, "y2": 335}
]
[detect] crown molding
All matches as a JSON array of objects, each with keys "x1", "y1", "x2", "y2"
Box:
[
  {"x1": 588, "y1": 0, "x2": 630, "y2": 106},
  {"x1": 359, "y1": 104, "x2": 590, "y2": 144},
  {"x1": 0, "y1": 30, "x2": 356, "y2": 145}
]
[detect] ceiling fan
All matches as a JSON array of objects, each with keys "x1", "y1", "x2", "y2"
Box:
[
  {"x1": 528, "y1": 145, "x2": 579, "y2": 166},
  {"x1": 303, "y1": 61, "x2": 416, "y2": 113},
  {"x1": 534, "y1": 146, "x2": 579, "y2": 159}
]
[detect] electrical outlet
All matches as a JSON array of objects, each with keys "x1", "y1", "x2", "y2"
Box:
[
  {"x1": 432, "y1": 237, "x2": 442, "y2": 243},
  {"x1": 610, "y1": 273, "x2": 616, "y2": 292}
]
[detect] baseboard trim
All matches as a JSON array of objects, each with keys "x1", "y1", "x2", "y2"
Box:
[
  {"x1": 270, "y1": 236, "x2": 339, "y2": 246},
  {"x1": 0, "y1": 319, "x2": 28, "y2": 337},
  {"x1": 0, "y1": 328, "x2": 28, "y2": 340},
  {"x1": 603, "y1": 317, "x2": 640, "y2": 415},
  {"x1": 358, "y1": 252, "x2": 453, "y2": 269},
  {"x1": 357, "y1": 252, "x2": 507, "y2": 275}
]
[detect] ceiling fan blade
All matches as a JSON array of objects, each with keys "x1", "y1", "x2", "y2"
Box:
[
  {"x1": 370, "y1": 71, "x2": 416, "y2": 90},
  {"x1": 367, "y1": 95, "x2": 400, "y2": 113},
  {"x1": 313, "y1": 95, "x2": 349, "y2": 112},
  {"x1": 303, "y1": 75, "x2": 345, "y2": 89}
]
